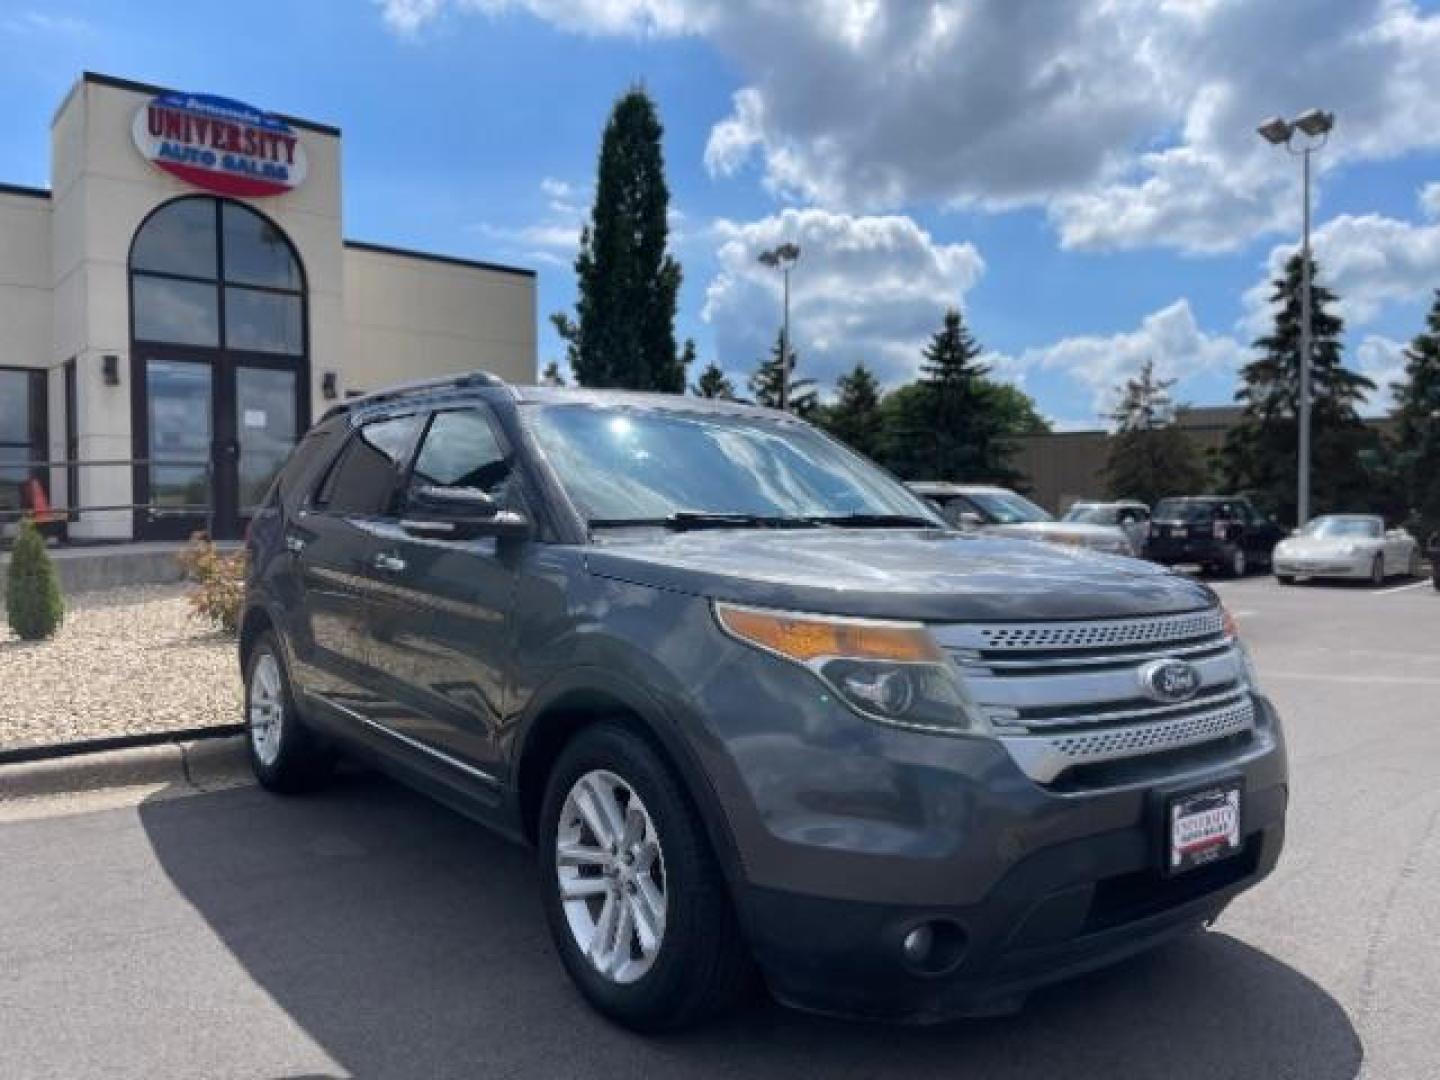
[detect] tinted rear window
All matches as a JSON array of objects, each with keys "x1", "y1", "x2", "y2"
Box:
[{"x1": 1154, "y1": 500, "x2": 1223, "y2": 522}]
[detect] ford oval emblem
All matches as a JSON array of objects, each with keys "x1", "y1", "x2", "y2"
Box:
[{"x1": 1138, "y1": 658, "x2": 1202, "y2": 704}]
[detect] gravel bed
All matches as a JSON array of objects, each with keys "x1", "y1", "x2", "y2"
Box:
[{"x1": 0, "y1": 584, "x2": 241, "y2": 751}]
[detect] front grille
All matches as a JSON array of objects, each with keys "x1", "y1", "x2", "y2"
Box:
[{"x1": 932, "y1": 610, "x2": 1254, "y2": 785}]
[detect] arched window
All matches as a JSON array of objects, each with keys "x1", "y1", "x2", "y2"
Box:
[{"x1": 130, "y1": 197, "x2": 304, "y2": 355}]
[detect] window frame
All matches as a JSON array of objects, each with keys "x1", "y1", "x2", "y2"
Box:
[
  {"x1": 401, "y1": 405, "x2": 517, "y2": 509},
  {"x1": 310, "y1": 412, "x2": 425, "y2": 519},
  {"x1": 0, "y1": 366, "x2": 49, "y2": 515}
]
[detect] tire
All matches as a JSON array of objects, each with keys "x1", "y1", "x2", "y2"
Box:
[
  {"x1": 1227, "y1": 546, "x2": 1248, "y2": 578},
  {"x1": 1369, "y1": 555, "x2": 1385, "y2": 587},
  {"x1": 244, "y1": 631, "x2": 334, "y2": 794},
  {"x1": 538, "y1": 724, "x2": 752, "y2": 1032},
  {"x1": 1408, "y1": 549, "x2": 1423, "y2": 579},
  {"x1": 1276, "y1": 574, "x2": 1295, "y2": 586}
]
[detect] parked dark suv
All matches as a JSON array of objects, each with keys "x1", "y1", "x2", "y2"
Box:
[
  {"x1": 1146, "y1": 496, "x2": 1286, "y2": 577},
  {"x1": 240, "y1": 373, "x2": 1288, "y2": 1031}
]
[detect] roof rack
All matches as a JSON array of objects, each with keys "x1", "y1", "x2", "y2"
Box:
[{"x1": 320, "y1": 370, "x2": 506, "y2": 421}]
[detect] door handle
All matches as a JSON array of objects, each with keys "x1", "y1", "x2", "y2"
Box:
[{"x1": 373, "y1": 552, "x2": 407, "y2": 573}]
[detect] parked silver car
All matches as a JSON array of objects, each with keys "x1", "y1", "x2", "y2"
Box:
[
  {"x1": 1063, "y1": 500, "x2": 1151, "y2": 555},
  {"x1": 1272, "y1": 514, "x2": 1423, "y2": 585},
  {"x1": 908, "y1": 483, "x2": 1137, "y2": 556}
]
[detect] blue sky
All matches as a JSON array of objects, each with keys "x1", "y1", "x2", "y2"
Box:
[{"x1": 3, "y1": 0, "x2": 1439, "y2": 429}]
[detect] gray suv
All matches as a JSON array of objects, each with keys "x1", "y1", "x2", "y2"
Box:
[{"x1": 240, "y1": 372, "x2": 1288, "y2": 1031}]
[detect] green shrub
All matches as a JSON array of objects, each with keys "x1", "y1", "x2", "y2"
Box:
[
  {"x1": 5, "y1": 518, "x2": 64, "y2": 641},
  {"x1": 177, "y1": 532, "x2": 246, "y2": 636}
]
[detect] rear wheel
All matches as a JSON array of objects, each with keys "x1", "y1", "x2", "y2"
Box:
[
  {"x1": 1227, "y1": 546, "x2": 1248, "y2": 578},
  {"x1": 1369, "y1": 555, "x2": 1385, "y2": 587},
  {"x1": 539, "y1": 725, "x2": 752, "y2": 1032},
  {"x1": 245, "y1": 632, "x2": 334, "y2": 793}
]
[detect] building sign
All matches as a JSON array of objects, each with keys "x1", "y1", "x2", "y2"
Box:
[{"x1": 132, "y1": 92, "x2": 307, "y2": 198}]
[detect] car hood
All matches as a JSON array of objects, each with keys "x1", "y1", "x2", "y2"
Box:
[
  {"x1": 1278, "y1": 535, "x2": 1379, "y2": 555},
  {"x1": 584, "y1": 528, "x2": 1213, "y2": 621}
]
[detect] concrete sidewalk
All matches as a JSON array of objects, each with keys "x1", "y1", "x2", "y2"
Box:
[{"x1": 0, "y1": 736, "x2": 251, "y2": 823}]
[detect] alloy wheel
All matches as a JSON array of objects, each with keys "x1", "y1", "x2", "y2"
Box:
[
  {"x1": 555, "y1": 769, "x2": 667, "y2": 985},
  {"x1": 248, "y1": 652, "x2": 285, "y2": 767}
]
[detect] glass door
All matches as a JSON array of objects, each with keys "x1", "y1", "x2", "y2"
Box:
[
  {"x1": 142, "y1": 358, "x2": 214, "y2": 540},
  {"x1": 232, "y1": 364, "x2": 299, "y2": 535}
]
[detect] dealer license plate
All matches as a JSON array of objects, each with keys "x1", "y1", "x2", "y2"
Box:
[{"x1": 1167, "y1": 784, "x2": 1242, "y2": 874}]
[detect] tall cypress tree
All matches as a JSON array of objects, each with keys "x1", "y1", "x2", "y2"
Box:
[
  {"x1": 1102, "y1": 360, "x2": 1205, "y2": 505},
  {"x1": 552, "y1": 88, "x2": 687, "y2": 391},
  {"x1": 820, "y1": 362, "x2": 883, "y2": 459},
  {"x1": 916, "y1": 308, "x2": 1014, "y2": 481},
  {"x1": 1219, "y1": 253, "x2": 1377, "y2": 522},
  {"x1": 692, "y1": 362, "x2": 736, "y2": 400},
  {"x1": 749, "y1": 331, "x2": 818, "y2": 418},
  {"x1": 1391, "y1": 289, "x2": 1440, "y2": 540}
]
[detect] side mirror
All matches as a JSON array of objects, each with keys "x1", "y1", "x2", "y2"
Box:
[{"x1": 404, "y1": 485, "x2": 529, "y2": 541}]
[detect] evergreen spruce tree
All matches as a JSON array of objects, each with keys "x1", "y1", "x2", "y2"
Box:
[
  {"x1": 692, "y1": 362, "x2": 736, "y2": 400},
  {"x1": 915, "y1": 308, "x2": 1015, "y2": 482},
  {"x1": 6, "y1": 518, "x2": 63, "y2": 641},
  {"x1": 540, "y1": 361, "x2": 566, "y2": 387},
  {"x1": 1101, "y1": 360, "x2": 1205, "y2": 506},
  {"x1": 1391, "y1": 289, "x2": 1440, "y2": 540},
  {"x1": 551, "y1": 88, "x2": 687, "y2": 392},
  {"x1": 749, "y1": 331, "x2": 818, "y2": 418},
  {"x1": 1219, "y1": 254, "x2": 1377, "y2": 523},
  {"x1": 819, "y1": 363, "x2": 883, "y2": 459}
]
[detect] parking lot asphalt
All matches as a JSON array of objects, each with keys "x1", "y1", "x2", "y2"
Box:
[{"x1": 0, "y1": 575, "x2": 1436, "y2": 1079}]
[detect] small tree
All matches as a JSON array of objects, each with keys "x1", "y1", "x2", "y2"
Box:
[
  {"x1": 749, "y1": 330, "x2": 818, "y2": 418},
  {"x1": 176, "y1": 532, "x2": 246, "y2": 636},
  {"x1": 820, "y1": 362, "x2": 884, "y2": 459},
  {"x1": 692, "y1": 362, "x2": 736, "y2": 400},
  {"x1": 1391, "y1": 289, "x2": 1440, "y2": 540},
  {"x1": 1102, "y1": 360, "x2": 1206, "y2": 505},
  {"x1": 5, "y1": 518, "x2": 64, "y2": 641}
]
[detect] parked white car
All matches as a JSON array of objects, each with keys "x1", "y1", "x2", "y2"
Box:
[
  {"x1": 1063, "y1": 500, "x2": 1152, "y2": 556},
  {"x1": 1272, "y1": 514, "x2": 1423, "y2": 585},
  {"x1": 907, "y1": 482, "x2": 1138, "y2": 556}
]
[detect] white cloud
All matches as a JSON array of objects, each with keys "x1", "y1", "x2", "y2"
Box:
[
  {"x1": 0, "y1": 10, "x2": 92, "y2": 35},
  {"x1": 1000, "y1": 300, "x2": 1247, "y2": 422},
  {"x1": 1420, "y1": 182, "x2": 1440, "y2": 220},
  {"x1": 377, "y1": 0, "x2": 1440, "y2": 255},
  {"x1": 375, "y1": 0, "x2": 699, "y2": 36},
  {"x1": 1242, "y1": 212, "x2": 1440, "y2": 336},
  {"x1": 701, "y1": 208, "x2": 984, "y2": 391}
]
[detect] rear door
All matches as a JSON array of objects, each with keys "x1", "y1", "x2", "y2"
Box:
[
  {"x1": 362, "y1": 405, "x2": 522, "y2": 782},
  {"x1": 286, "y1": 413, "x2": 423, "y2": 703}
]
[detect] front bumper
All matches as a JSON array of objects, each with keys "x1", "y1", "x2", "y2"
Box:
[
  {"x1": 740, "y1": 790, "x2": 1284, "y2": 1022},
  {"x1": 1273, "y1": 554, "x2": 1368, "y2": 579}
]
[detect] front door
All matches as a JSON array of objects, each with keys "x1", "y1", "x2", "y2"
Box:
[{"x1": 135, "y1": 351, "x2": 304, "y2": 540}]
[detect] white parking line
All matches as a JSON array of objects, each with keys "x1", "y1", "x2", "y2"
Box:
[{"x1": 1377, "y1": 580, "x2": 1432, "y2": 596}]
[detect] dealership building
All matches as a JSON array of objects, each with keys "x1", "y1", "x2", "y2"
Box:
[{"x1": 0, "y1": 72, "x2": 537, "y2": 543}]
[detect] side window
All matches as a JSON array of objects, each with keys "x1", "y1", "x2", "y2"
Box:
[
  {"x1": 408, "y1": 408, "x2": 513, "y2": 501},
  {"x1": 313, "y1": 414, "x2": 422, "y2": 516}
]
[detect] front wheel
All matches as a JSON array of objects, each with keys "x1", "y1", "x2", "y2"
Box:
[
  {"x1": 539, "y1": 725, "x2": 752, "y2": 1032},
  {"x1": 1369, "y1": 555, "x2": 1385, "y2": 587}
]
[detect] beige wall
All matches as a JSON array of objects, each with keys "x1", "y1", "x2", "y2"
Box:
[
  {"x1": 0, "y1": 190, "x2": 52, "y2": 372},
  {"x1": 340, "y1": 245, "x2": 536, "y2": 396}
]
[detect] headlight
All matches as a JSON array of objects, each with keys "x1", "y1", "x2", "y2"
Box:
[
  {"x1": 714, "y1": 602, "x2": 985, "y2": 735},
  {"x1": 1221, "y1": 605, "x2": 1263, "y2": 692}
]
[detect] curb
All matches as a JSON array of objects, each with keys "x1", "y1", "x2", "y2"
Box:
[{"x1": 0, "y1": 723, "x2": 244, "y2": 767}]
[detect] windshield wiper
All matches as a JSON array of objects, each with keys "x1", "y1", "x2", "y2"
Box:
[
  {"x1": 588, "y1": 511, "x2": 822, "y2": 532},
  {"x1": 802, "y1": 513, "x2": 941, "y2": 529}
]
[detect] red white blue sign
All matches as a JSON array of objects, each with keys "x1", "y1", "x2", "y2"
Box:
[{"x1": 132, "y1": 92, "x2": 308, "y2": 198}]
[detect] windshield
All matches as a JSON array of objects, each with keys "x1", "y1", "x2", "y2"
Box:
[
  {"x1": 1299, "y1": 516, "x2": 1381, "y2": 539},
  {"x1": 965, "y1": 489, "x2": 1052, "y2": 525},
  {"x1": 525, "y1": 403, "x2": 941, "y2": 526},
  {"x1": 1063, "y1": 504, "x2": 1117, "y2": 525},
  {"x1": 1154, "y1": 499, "x2": 1223, "y2": 522}
]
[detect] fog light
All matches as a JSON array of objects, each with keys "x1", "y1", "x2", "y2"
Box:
[{"x1": 902, "y1": 925, "x2": 934, "y2": 965}]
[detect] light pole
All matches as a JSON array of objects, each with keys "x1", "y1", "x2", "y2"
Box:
[
  {"x1": 757, "y1": 243, "x2": 801, "y2": 411},
  {"x1": 1258, "y1": 107, "x2": 1334, "y2": 526}
]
